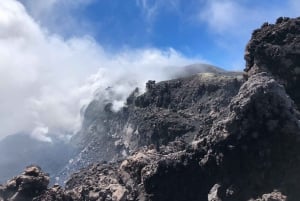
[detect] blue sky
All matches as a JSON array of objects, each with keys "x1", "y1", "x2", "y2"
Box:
[
  {"x1": 0, "y1": 0, "x2": 299, "y2": 140},
  {"x1": 20, "y1": 0, "x2": 300, "y2": 69}
]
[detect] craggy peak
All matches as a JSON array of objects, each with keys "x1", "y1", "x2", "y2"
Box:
[{"x1": 1, "y1": 14, "x2": 300, "y2": 201}]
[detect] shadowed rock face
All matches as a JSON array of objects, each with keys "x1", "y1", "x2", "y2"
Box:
[
  {"x1": 245, "y1": 17, "x2": 300, "y2": 109},
  {"x1": 1, "y1": 17, "x2": 300, "y2": 201}
]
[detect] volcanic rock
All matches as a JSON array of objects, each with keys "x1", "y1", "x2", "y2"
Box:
[
  {"x1": 64, "y1": 71, "x2": 244, "y2": 178},
  {"x1": 0, "y1": 165, "x2": 49, "y2": 201},
  {"x1": 245, "y1": 17, "x2": 300, "y2": 108}
]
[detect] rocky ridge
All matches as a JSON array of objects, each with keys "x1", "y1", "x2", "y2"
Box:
[
  {"x1": 60, "y1": 70, "x2": 244, "y2": 180},
  {"x1": 1, "y1": 17, "x2": 300, "y2": 201}
]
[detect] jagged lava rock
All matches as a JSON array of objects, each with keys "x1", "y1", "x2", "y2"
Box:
[
  {"x1": 245, "y1": 17, "x2": 300, "y2": 108},
  {"x1": 0, "y1": 165, "x2": 49, "y2": 201}
]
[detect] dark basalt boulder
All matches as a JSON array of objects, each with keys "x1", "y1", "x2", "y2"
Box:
[
  {"x1": 200, "y1": 73, "x2": 300, "y2": 201},
  {"x1": 0, "y1": 166, "x2": 49, "y2": 201}
]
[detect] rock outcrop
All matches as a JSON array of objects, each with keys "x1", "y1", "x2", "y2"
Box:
[
  {"x1": 0, "y1": 166, "x2": 49, "y2": 201},
  {"x1": 245, "y1": 17, "x2": 300, "y2": 108},
  {"x1": 1, "y1": 17, "x2": 300, "y2": 201},
  {"x1": 62, "y1": 71, "x2": 244, "y2": 180}
]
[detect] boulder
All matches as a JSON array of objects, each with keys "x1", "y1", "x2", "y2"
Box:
[{"x1": 0, "y1": 165, "x2": 49, "y2": 201}]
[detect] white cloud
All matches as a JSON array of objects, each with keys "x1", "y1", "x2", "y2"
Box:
[
  {"x1": 199, "y1": 0, "x2": 241, "y2": 33},
  {"x1": 199, "y1": 0, "x2": 300, "y2": 35},
  {"x1": 31, "y1": 126, "x2": 51, "y2": 142},
  {"x1": 0, "y1": 0, "x2": 200, "y2": 141}
]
